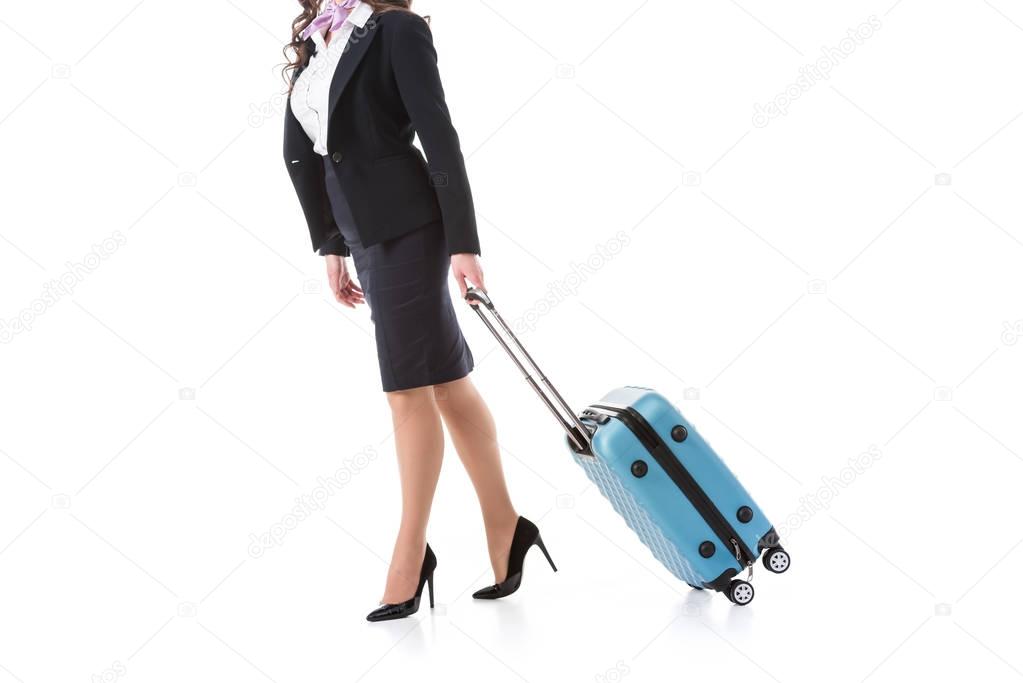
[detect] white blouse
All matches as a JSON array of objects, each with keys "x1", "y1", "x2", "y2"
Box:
[{"x1": 290, "y1": 1, "x2": 374, "y2": 156}]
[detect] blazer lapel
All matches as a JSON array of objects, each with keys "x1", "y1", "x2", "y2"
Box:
[
  {"x1": 327, "y1": 13, "x2": 382, "y2": 122},
  {"x1": 284, "y1": 12, "x2": 381, "y2": 162}
]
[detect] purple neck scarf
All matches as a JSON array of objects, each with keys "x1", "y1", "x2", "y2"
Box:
[{"x1": 300, "y1": 0, "x2": 361, "y2": 41}]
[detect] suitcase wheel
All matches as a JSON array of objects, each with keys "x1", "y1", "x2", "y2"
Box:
[
  {"x1": 727, "y1": 579, "x2": 755, "y2": 605},
  {"x1": 763, "y1": 547, "x2": 790, "y2": 574}
]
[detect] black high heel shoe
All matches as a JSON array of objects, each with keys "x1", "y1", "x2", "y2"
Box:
[
  {"x1": 473, "y1": 516, "x2": 556, "y2": 600},
  {"x1": 366, "y1": 544, "x2": 437, "y2": 622}
]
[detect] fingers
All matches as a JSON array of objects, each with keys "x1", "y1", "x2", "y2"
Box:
[
  {"x1": 464, "y1": 259, "x2": 484, "y2": 291},
  {"x1": 334, "y1": 281, "x2": 353, "y2": 308},
  {"x1": 465, "y1": 268, "x2": 485, "y2": 305},
  {"x1": 339, "y1": 272, "x2": 362, "y2": 291},
  {"x1": 336, "y1": 280, "x2": 364, "y2": 307},
  {"x1": 340, "y1": 273, "x2": 364, "y2": 304},
  {"x1": 459, "y1": 278, "x2": 478, "y2": 305},
  {"x1": 329, "y1": 268, "x2": 364, "y2": 308},
  {"x1": 472, "y1": 267, "x2": 486, "y2": 293},
  {"x1": 453, "y1": 266, "x2": 469, "y2": 301},
  {"x1": 343, "y1": 285, "x2": 365, "y2": 306}
]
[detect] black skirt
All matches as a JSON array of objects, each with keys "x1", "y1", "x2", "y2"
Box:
[{"x1": 321, "y1": 155, "x2": 474, "y2": 392}]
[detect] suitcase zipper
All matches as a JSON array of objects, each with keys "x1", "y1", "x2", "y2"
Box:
[{"x1": 586, "y1": 404, "x2": 757, "y2": 568}]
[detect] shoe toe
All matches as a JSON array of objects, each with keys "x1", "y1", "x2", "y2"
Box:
[
  {"x1": 366, "y1": 604, "x2": 400, "y2": 622},
  {"x1": 471, "y1": 585, "x2": 500, "y2": 600}
]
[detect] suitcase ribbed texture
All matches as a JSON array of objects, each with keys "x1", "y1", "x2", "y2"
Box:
[{"x1": 574, "y1": 452, "x2": 702, "y2": 587}]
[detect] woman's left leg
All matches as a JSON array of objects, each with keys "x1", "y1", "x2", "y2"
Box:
[{"x1": 379, "y1": 385, "x2": 445, "y2": 604}]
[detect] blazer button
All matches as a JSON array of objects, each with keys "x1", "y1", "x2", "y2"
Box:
[{"x1": 331, "y1": 151, "x2": 343, "y2": 163}]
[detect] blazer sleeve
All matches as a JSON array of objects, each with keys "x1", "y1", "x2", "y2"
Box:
[
  {"x1": 317, "y1": 231, "x2": 350, "y2": 257},
  {"x1": 389, "y1": 13, "x2": 481, "y2": 256}
]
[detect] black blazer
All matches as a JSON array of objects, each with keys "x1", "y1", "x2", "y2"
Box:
[{"x1": 283, "y1": 10, "x2": 480, "y2": 257}]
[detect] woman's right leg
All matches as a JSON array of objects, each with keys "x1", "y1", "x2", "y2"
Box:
[{"x1": 380, "y1": 385, "x2": 445, "y2": 604}]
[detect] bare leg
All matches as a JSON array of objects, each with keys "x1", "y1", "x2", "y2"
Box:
[
  {"x1": 435, "y1": 376, "x2": 519, "y2": 583},
  {"x1": 380, "y1": 385, "x2": 445, "y2": 603}
]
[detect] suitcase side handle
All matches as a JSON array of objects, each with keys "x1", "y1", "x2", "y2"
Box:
[{"x1": 464, "y1": 287, "x2": 592, "y2": 454}]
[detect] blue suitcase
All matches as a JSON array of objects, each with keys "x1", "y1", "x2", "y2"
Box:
[{"x1": 466, "y1": 289, "x2": 789, "y2": 605}]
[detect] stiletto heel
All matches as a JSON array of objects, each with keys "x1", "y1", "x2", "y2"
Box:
[
  {"x1": 535, "y1": 535, "x2": 557, "y2": 572},
  {"x1": 366, "y1": 544, "x2": 437, "y2": 622},
  {"x1": 472, "y1": 516, "x2": 557, "y2": 600}
]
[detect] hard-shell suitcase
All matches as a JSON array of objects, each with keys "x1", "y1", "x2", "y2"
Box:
[{"x1": 465, "y1": 288, "x2": 790, "y2": 605}]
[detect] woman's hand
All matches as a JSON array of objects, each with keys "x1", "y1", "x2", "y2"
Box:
[
  {"x1": 325, "y1": 255, "x2": 365, "y2": 308},
  {"x1": 451, "y1": 253, "x2": 486, "y2": 304}
]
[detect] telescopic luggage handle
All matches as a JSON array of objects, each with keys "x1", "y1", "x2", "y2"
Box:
[{"x1": 464, "y1": 287, "x2": 592, "y2": 454}]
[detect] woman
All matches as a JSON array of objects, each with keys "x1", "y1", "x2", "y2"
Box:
[{"x1": 282, "y1": 0, "x2": 557, "y2": 622}]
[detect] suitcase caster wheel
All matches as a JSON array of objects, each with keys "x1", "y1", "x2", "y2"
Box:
[
  {"x1": 687, "y1": 583, "x2": 704, "y2": 591},
  {"x1": 727, "y1": 580, "x2": 754, "y2": 605},
  {"x1": 763, "y1": 547, "x2": 790, "y2": 574}
]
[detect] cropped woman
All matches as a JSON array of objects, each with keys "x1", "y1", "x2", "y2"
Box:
[{"x1": 282, "y1": 0, "x2": 556, "y2": 621}]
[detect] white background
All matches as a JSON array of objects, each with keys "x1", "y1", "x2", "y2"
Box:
[{"x1": 2, "y1": 0, "x2": 1023, "y2": 681}]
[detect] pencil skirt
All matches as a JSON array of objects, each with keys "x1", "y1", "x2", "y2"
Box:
[{"x1": 321, "y1": 155, "x2": 474, "y2": 392}]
